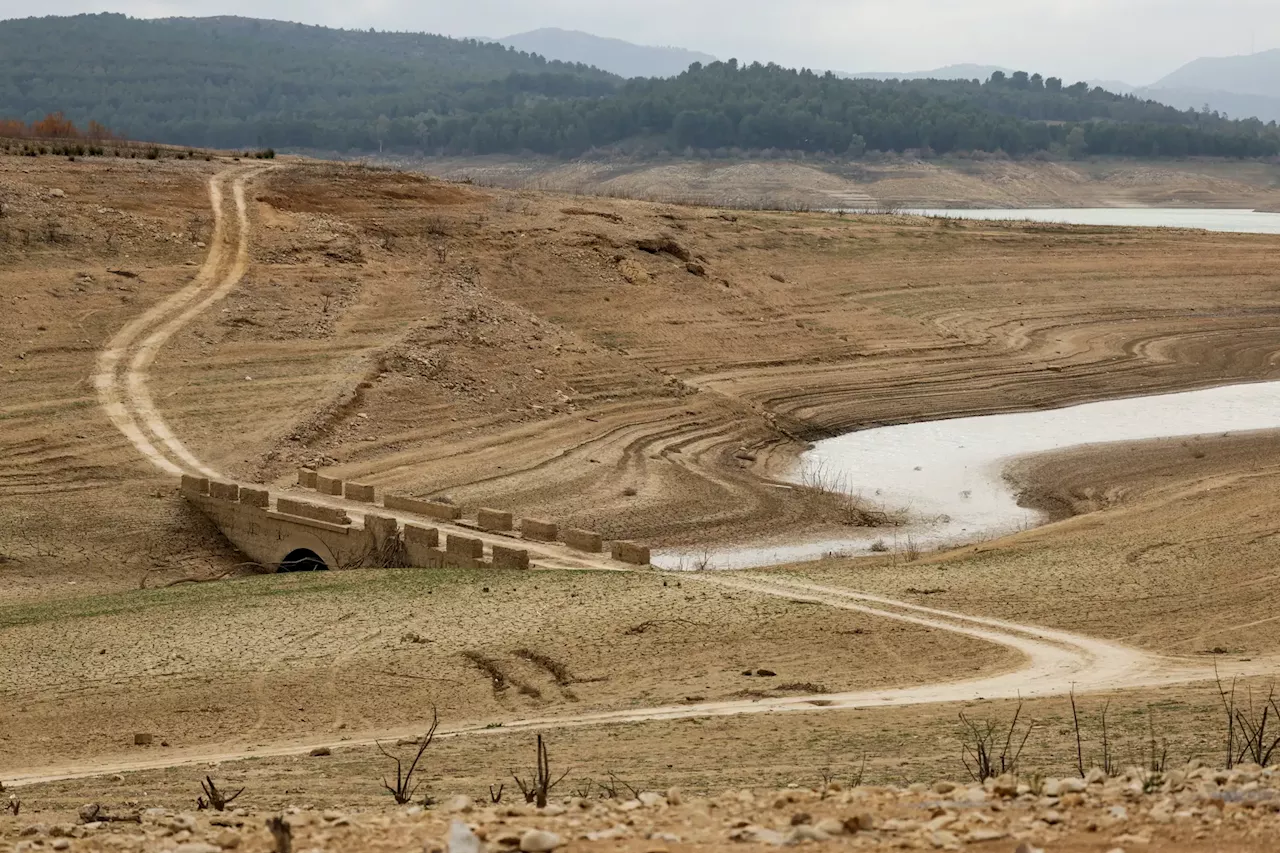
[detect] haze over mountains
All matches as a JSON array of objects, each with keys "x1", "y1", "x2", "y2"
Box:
[
  {"x1": 1137, "y1": 50, "x2": 1280, "y2": 123},
  {"x1": 494, "y1": 28, "x2": 716, "y2": 79}
]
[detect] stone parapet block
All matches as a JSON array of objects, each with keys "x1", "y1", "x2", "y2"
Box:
[
  {"x1": 564, "y1": 528, "x2": 603, "y2": 553},
  {"x1": 276, "y1": 498, "x2": 351, "y2": 526},
  {"x1": 404, "y1": 524, "x2": 443, "y2": 568},
  {"x1": 181, "y1": 475, "x2": 209, "y2": 495},
  {"x1": 521, "y1": 518, "x2": 558, "y2": 542},
  {"x1": 492, "y1": 545, "x2": 531, "y2": 570},
  {"x1": 385, "y1": 494, "x2": 462, "y2": 521},
  {"x1": 446, "y1": 535, "x2": 484, "y2": 558},
  {"x1": 208, "y1": 481, "x2": 240, "y2": 501},
  {"x1": 344, "y1": 482, "x2": 376, "y2": 503},
  {"x1": 611, "y1": 541, "x2": 651, "y2": 566},
  {"x1": 238, "y1": 487, "x2": 270, "y2": 509},
  {"x1": 365, "y1": 514, "x2": 399, "y2": 545},
  {"x1": 298, "y1": 468, "x2": 318, "y2": 489},
  {"x1": 477, "y1": 508, "x2": 514, "y2": 532},
  {"x1": 404, "y1": 524, "x2": 439, "y2": 548},
  {"x1": 315, "y1": 475, "x2": 344, "y2": 496}
]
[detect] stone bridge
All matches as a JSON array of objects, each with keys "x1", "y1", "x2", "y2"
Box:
[{"x1": 180, "y1": 472, "x2": 651, "y2": 573}]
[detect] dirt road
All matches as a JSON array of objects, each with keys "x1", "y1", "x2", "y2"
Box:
[
  {"x1": 11, "y1": 569, "x2": 1271, "y2": 788},
  {"x1": 93, "y1": 166, "x2": 263, "y2": 477}
]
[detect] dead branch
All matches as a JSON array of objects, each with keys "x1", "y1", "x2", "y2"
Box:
[
  {"x1": 267, "y1": 815, "x2": 292, "y2": 853},
  {"x1": 959, "y1": 701, "x2": 1035, "y2": 782},
  {"x1": 197, "y1": 776, "x2": 244, "y2": 811},
  {"x1": 377, "y1": 707, "x2": 439, "y2": 804},
  {"x1": 512, "y1": 734, "x2": 571, "y2": 807}
]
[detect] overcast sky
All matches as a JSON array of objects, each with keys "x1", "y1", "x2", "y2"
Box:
[{"x1": 7, "y1": 0, "x2": 1280, "y2": 85}]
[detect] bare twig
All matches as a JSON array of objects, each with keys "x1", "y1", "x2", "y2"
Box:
[
  {"x1": 267, "y1": 815, "x2": 292, "y2": 853},
  {"x1": 376, "y1": 707, "x2": 439, "y2": 804},
  {"x1": 959, "y1": 702, "x2": 1034, "y2": 782},
  {"x1": 1070, "y1": 687, "x2": 1085, "y2": 778},
  {"x1": 512, "y1": 734, "x2": 571, "y2": 808},
  {"x1": 197, "y1": 777, "x2": 244, "y2": 811},
  {"x1": 1233, "y1": 683, "x2": 1280, "y2": 767}
]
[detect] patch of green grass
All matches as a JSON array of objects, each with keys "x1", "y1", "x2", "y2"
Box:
[{"x1": 0, "y1": 567, "x2": 604, "y2": 629}]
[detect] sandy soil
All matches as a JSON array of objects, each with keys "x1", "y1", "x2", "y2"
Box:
[
  {"x1": 10, "y1": 759, "x2": 1280, "y2": 852},
  {"x1": 0, "y1": 567, "x2": 1016, "y2": 774},
  {"x1": 6, "y1": 151, "x2": 1280, "y2": 829},
  {"x1": 8, "y1": 682, "x2": 1280, "y2": 852}
]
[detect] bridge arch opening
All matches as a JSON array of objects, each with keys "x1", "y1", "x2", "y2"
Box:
[{"x1": 278, "y1": 548, "x2": 329, "y2": 573}]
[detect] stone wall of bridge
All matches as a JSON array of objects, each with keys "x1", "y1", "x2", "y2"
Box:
[{"x1": 179, "y1": 473, "x2": 652, "y2": 573}]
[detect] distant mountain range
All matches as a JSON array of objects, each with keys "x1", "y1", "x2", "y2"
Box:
[
  {"x1": 493, "y1": 28, "x2": 716, "y2": 79},
  {"x1": 1135, "y1": 50, "x2": 1280, "y2": 123}
]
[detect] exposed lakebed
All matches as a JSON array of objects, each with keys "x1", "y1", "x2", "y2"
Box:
[{"x1": 653, "y1": 208, "x2": 1280, "y2": 570}]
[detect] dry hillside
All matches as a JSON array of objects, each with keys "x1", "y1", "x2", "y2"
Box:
[{"x1": 4, "y1": 152, "x2": 1280, "y2": 852}]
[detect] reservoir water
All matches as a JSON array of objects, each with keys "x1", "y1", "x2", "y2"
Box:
[
  {"x1": 653, "y1": 208, "x2": 1280, "y2": 570},
  {"x1": 909, "y1": 207, "x2": 1280, "y2": 234}
]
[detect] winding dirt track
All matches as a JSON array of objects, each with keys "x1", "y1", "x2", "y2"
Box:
[{"x1": 49, "y1": 165, "x2": 1270, "y2": 788}]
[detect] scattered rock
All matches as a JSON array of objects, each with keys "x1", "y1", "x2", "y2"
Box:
[
  {"x1": 843, "y1": 813, "x2": 877, "y2": 832},
  {"x1": 727, "y1": 826, "x2": 786, "y2": 845},
  {"x1": 685, "y1": 261, "x2": 706, "y2": 277},
  {"x1": 966, "y1": 828, "x2": 1008, "y2": 842},
  {"x1": 309, "y1": 746, "x2": 331, "y2": 757},
  {"x1": 518, "y1": 829, "x2": 563, "y2": 852},
  {"x1": 214, "y1": 829, "x2": 242, "y2": 849},
  {"x1": 635, "y1": 237, "x2": 690, "y2": 261},
  {"x1": 786, "y1": 825, "x2": 829, "y2": 843},
  {"x1": 814, "y1": 817, "x2": 844, "y2": 836},
  {"x1": 448, "y1": 820, "x2": 484, "y2": 853},
  {"x1": 445, "y1": 795, "x2": 474, "y2": 814},
  {"x1": 992, "y1": 773, "x2": 1018, "y2": 797},
  {"x1": 617, "y1": 259, "x2": 651, "y2": 284},
  {"x1": 1059, "y1": 777, "x2": 1088, "y2": 794}
]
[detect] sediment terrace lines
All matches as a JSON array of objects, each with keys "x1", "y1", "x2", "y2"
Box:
[{"x1": 67, "y1": 164, "x2": 1279, "y2": 788}]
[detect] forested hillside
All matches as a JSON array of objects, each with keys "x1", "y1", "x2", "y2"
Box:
[
  {"x1": 0, "y1": 14, "x2": 618, "y2": 149},
  {"x1": 440, "y1": 63, "x2": 1280, "y2": 158},
  {"x1": 2, "y1": 14, "x2": 1278, "y2": 159}
]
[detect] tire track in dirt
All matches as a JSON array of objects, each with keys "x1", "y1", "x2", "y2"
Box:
[{"x1": 94, "y1": 166, "x2": 267, "y2": 475}]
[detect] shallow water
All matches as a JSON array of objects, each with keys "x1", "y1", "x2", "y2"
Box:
[
  {"x1": 654, "y1": 206, "x2": 1280, "y2": 570},
  {"x1": 908, "y1": 208, "x2": 1280, "y2": 234},
  {"x1": 655, "y1": 381, "x2": 1280, "y2": 570}
]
